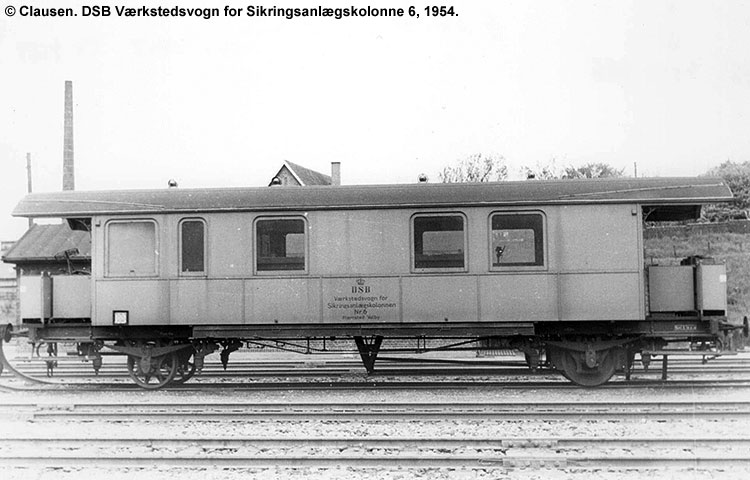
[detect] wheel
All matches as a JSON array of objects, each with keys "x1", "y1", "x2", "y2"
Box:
[
  {"x1": 126, "y1": 352, "x2": 178, "y2": 389},
  {"x1": 171, "y1": 359, "x2": 196, "y2": 385},
  {"x1": 558, "y1": 348, "x2": 616, "y2": 387}
]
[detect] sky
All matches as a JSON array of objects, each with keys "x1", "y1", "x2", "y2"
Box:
[{"x1": 1, "y1": 0, "x2": 750, "y2": 241}]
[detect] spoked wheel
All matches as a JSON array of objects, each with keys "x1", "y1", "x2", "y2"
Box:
[
  {"x1": 558, "y1": 348, "x2": 616, "y2": 387},
  {"x1": 126, "y1": 352, "x2": 178, "y2": 389},
  {"x1": 172, "y1": 359, "x2": 196, "y2": 385}
]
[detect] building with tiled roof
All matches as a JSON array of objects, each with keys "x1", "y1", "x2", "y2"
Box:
[{"x1": 269, "y1": 161, "x2": 341, "y2": 186}]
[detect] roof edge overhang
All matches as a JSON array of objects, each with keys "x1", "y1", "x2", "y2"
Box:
[
  {"x1": 11, "y1": 198, "x2": 733, "y2": 219},
  {"x1": 2, "y1": 256, "x2": 91, "y2": 264},
  {"x1": 11, "y1": 177, "x2": 734, "y2": 219}
]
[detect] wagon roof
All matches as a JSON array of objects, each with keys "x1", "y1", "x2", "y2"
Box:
[{"x1": 12, "y1": 177, "x2": 733, "y2": 218}]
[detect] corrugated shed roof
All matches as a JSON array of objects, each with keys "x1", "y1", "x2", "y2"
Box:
[
  {"x1": 283, "y1": 161, "x2": 332, "y2": 186},
  {"x1": 2, "y1": 223, "x2": 91, "y2": 262},
  {"x1": 11, "y1": 177, "x2": 733, "y2": 218}
]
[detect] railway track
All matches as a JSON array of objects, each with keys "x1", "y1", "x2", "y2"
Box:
[
  {"x1": 4, "y1": 379, "x2": 750, "y2": 394},
  {"x1": 1, "y1": 436, "x2": 748, "y2": 469},
  {"x1": 5, "y1": 352, "x2": 750, "y2": 377},
  {"x1": 2, "y1": 377, "x2": 748, "y2": 476},
  {"x1": 3, "y1": 365, "x2": 750, "y2": 390},
  {"x1": 3, "y1": 369, "x2": 750, "y2": 393},
  {"x1": 3, "y1": 346, "x2": 750, "y2": 393},
  {"x1": 2, "y1": 400, "x2": 749, "y2": 421},
  {"x1": 8, "y1": 360, "x2": 750, "y2": 378}
]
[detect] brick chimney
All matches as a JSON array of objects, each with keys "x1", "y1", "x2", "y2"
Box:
[
  {"x1": 331, "y1": 162, "x2": 341, "y2": 186},
  {"x1": 63, "y1": 80, "x2": 74, "y2": 191}
]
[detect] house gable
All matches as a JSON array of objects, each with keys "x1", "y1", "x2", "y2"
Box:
[{"x1": 269, "y1": 161, "x2": 332, "y2": 186}]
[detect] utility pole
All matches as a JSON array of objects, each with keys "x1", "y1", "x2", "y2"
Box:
[
  {"x1": 63, "y1": 80, "x2": 74, "y2": 191},
  {"x1": 26, "y1": 153, "x2": 33, "y2": 229}
]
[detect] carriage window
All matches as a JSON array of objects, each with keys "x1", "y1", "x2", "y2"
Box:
[
  {"x1": 180, "y1": 219, "x2": 205, "y2": 274},
  {"x1": 256, "y1": 218, "x2": 306, "y2": 272},
  {"x1": 107, "y1": 220, "x2": 157, "y2": 276},
  {"x1": 413, "y1": 214, "x2": 466, "y2": 270},
  {"x1": 490, "y1": 213, "x2": 544, "y2": 268}
]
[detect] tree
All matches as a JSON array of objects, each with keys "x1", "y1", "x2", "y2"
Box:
[
  {"x1": 522, "y1": 161, "x2": 625, "y2": 180},
  {"x1": 561, "y1": 162, "x2": 625, "y2": 179},
  {"x1": 439, "y1": 153, "x2": 508, "y2": 183},
  {"x1": 521, "y1": 159, "x2": 563, "y2": 180},
  {"x1": 701, "y1": 160, "x2": 750, "y2": 221}
]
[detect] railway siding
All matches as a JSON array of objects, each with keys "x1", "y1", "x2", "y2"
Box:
[{"x1": 2, "y1": 351, "x2": 750, "y2": 478}]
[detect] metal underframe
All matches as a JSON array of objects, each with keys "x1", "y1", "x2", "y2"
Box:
[{"x1": 17, "y1": 317, "x2": 733, "y2": 344}]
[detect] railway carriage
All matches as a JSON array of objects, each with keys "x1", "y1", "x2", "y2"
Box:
[{"x1": 1, "y1": 177, "x2": 744, "y2": 388}]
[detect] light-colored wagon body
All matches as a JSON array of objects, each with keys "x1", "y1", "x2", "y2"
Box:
[{"x1": 3, "y1": 177, "x2": 741, "y2": 387}]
